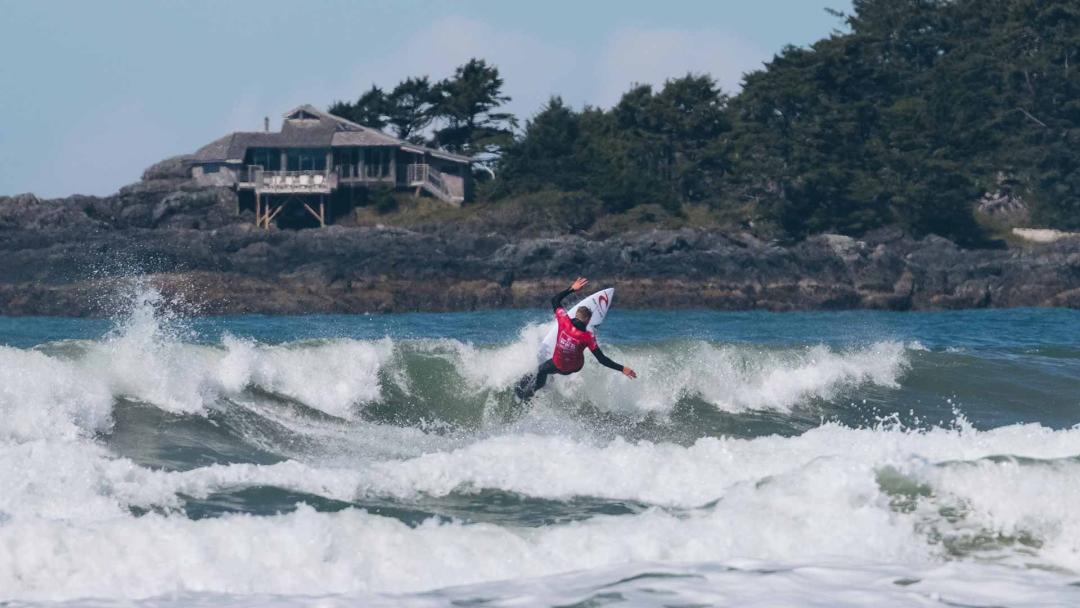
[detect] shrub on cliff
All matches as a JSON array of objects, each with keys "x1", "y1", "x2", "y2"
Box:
[{"x1": 371, "y1": 186, "x2": 399, "y2": 215}]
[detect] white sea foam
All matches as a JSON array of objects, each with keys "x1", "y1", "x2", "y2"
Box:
[
  {"x1": 3, "y1": 293, "x2": 1073, "y2": 605},
  {"x1": 2, "y1": 415, "x2": 1079, "y2": 604},
  {"x1": 556, "y1": 340, "x2": 909, "y2": 413},
  {"x1": 4, "y1": 321, "x2": 911, "y2": 430},
  {"x1": 68, "y1": 423, "x2": 1080, "y2": 538},
  {"x1": 353, "y1": 422, "x2": 1080, "y2": 507},
  {"x1": 908, "y1": 454, "x2": 1080, "y2": 572},
  {"x1": 0, "y1": 496, "x2": 923, "y2": 601},
  {"x1": 218, "y1": 335, "x2": 393, "y2": 418},
  {"x1": 451, "y1": 323, "x2": 552, "y2": 388},
  {"x1": 20, "y1": 332, "x2": 393, "y2": 422},
  {"x1": 445, "y1": 330, "x2": 910, "y2": 414},
  {"x1": 18, "y1": 560, "x2": 1080, "y2": 608},
  {"x1": 0, "y1": 284, "x2": 916, "y2": 425},
  {"x1": 5, "y1": 446, "x2": 1080, "y2": 605},
  {"x1": 0, "y1": 347, "x2": 113, "y2": 442},
  {"x1": 4, "y1": 418, "x2": 1080, "y2": 601}
]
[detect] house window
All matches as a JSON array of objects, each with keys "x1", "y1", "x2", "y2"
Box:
[
  {"x1": 247, "y1": 149, "x2": 280, "y2": 171},
  {"x1": 335, "y1": 149, "x2": 358, "y2": 178},
  {"x1": 287, "y1": 149, "x2": 327, "y2": 171},
  {"x1": 364, "y1": 148, "x2": 389, "y2": 177}
]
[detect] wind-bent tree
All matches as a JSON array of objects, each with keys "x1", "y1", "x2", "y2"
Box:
[
  {"x1": 431, "y1": 59, "x2": 517, "y2": 158},
  {"x1": 329, "y1": 85, "x2": 389, "y2": 129},
  {"x1": 386, "y1": 77, "x2": 436, "y2": 144}
]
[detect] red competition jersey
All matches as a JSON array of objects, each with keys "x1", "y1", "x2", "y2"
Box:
[{"x1": 552, "y1": 308, "x2": 598, "y2": 372}]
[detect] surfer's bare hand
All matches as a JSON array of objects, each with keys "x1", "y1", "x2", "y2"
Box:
[
  {"x1": 571, "y1": 277, "x2": 588, "y2": 291},
  {"x1": 622, "y1": 367, "x2": 637, "y2": 379}
]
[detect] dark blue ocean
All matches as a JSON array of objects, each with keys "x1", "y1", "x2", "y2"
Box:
[{"x1": 1, "y1": 290, "x2": 1079, "y2": 606}]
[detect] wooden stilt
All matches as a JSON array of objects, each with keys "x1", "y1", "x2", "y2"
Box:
[
  {"x1": 266, "y1": 204, "x2": 285, "y2": 226},
  {"x1": 255, "y1": 192, "x2": 261, "y2": 227},
  {"x1": 303, "y1": 199, "x2": 327, "y2": 227}
]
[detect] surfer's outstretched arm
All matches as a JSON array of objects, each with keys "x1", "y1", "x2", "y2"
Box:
[
  {"x1": 551, "y1": 287, "x2": 574, "y2": 311},
  {"x1": 551, "y1": 277, "x2": 589, "y2": 310},
  {"x1": 591, "y1": 347, "x2": 638, "y2": 379}
]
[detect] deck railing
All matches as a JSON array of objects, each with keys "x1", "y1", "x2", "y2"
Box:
[
  {"x1": 407, "y1": 164, "x2": 464, "y2": 204},
  {"x1": 406, "y1": 163, "x2": 429, "y2": 186},
  {"x1": 240, "y1": 164, "x2": 460, "y2": 202},
  {"x1": 251, "y1": 168, "x2": 336, "y2": 193}
]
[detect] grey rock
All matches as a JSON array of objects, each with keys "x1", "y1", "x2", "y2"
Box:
[{"x1": 2, "y1": 177, "x2": 1080, "y2": 315}]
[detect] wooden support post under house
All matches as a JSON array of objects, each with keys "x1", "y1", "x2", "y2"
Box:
[
  {"x1": 255, "y1": 192, "x2": 261, "y2": 227},
  {"x1": 303, "y1": 200, "x2": 326, "y2": 228},
  {"x1": 265, "y1": 204, "x2": 284, "y2": 228}
]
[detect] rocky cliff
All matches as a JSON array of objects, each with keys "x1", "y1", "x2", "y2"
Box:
[{"x1": 2, "y1": 165, "x2": 1078, "y2": 316}]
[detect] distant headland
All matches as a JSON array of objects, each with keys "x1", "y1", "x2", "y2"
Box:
[{"x1": 3, "y1": 0, "x2": 1079, "y2": 316}]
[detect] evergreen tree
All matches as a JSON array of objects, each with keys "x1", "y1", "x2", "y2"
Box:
[
  {"x1": 386, "y1": 77, "x2": 435, "y2": 144},
  {"x1": 330, "y1": 0, "x2": 1080, "y2": 241},
  {"x1": 494, "y1": 97, "x2": 585, "y2": 195},
  {"x1": 329, "y1": 85, "x2": 389, "y2": 129},
  {"x1": 431, "y1": 59, "x2": 517, "y2": 158}
]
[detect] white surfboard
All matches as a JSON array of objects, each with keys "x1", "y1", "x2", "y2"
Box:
[{"x1": 538, "y1": 287, "x2": 614, "y2": 361}]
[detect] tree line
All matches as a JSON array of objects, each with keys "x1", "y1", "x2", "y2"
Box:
[
  {"x1": 332, "y1": 0, "x2": 1080, "y2": 244},
  {"x1": 329, "y1": 59, "x2": 516, "y2": 160}
]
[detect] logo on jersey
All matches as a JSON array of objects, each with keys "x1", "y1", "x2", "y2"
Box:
[{"x1": 557, "y1": 335, "x2": 577, "y2": 351}]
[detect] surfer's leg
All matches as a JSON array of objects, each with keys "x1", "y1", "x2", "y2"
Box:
[
  {"x1": 533, "y1": 361, "x2": 554, "y2": 392},
  {"x1": 514, "y1": 372, "x2": 536, "y2": 400},
  {"x1": 515, "y1": 360, "x2": 558, "y2": 401}
]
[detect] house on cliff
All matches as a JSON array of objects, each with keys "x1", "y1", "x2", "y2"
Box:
[{"x1": 187, "y1": 105, "x2": 472, "y2": 229}]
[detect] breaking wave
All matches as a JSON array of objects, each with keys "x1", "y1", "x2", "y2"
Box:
[{"x1": 2, "y1": 287, "x2": 1080, "y2": 605}]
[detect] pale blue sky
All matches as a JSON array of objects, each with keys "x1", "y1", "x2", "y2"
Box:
[{"x1": 0, "y1": 0, "x2": 851, "y2": 198}]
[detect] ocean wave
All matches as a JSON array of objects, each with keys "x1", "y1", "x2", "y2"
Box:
[
  {"x1": 0, "y1": 346, "x2": 113, "y2": 441},
  {"x1": 0, "y1": 495, "x2": 925, "y2": 601},
  {"x1": 5, "y1": 289, "x2": 1078, "y2": 604},
  {"x1": 6, "y1": 420, "x2": 1080, "y2": 580},
  {"x1": 3, "y1": 317, "x2": 911, "y2": 440},
  {"x1": 6, "y1": 426, "x2": 1080, "y2": 602}
]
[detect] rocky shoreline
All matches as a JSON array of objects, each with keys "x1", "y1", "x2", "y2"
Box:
[{"x1": 2, "y1": 170, "x2": 1079, "y2": 316}]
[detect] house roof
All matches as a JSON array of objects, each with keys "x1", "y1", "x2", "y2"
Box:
[
  {"x1": 400, "y1": 144, "x2": 473, "y2": 163},
  {"x1": 190, "y1": 104, "x2": 473, "y2": 165},
  {"x1": 190, "y1": 132, "x2": 278, "y2": 163},
  {"x1": 331, "y1": 130, "x2": 402, "y2": 147}
]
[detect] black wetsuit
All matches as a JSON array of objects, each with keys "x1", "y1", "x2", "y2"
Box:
[{"x1": 514, "y1": 287, "x2": 625, "y2": 401}]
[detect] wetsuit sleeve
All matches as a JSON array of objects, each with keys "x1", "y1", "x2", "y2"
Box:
[
  {"x1": 591, "y1": 347, "x2": 625, "y2": 372},
  {"x1": 551, "y1": 287, "x2": 575, "y2": 311}
]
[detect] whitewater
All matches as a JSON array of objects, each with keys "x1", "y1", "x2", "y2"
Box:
[{"x1": 1, "y1": 289, "x2": 1079, "y2": 607}]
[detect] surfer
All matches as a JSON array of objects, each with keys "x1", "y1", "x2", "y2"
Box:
[{"x1": 514, "y1": 277, "x2": 637, "y2": 402}]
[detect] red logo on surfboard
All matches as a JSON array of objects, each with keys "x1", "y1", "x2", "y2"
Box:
[{"x1": 598, "y1": 293, "x2": 609, "y2": 313}]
